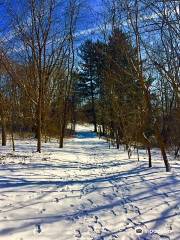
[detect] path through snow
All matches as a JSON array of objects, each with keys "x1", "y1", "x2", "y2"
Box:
[{"x1": 0, "y1": 125, "x2": 180, "y2": 240}]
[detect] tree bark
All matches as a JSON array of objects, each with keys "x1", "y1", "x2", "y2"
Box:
[
  {"x1": 116, "y1": 130, "x2": 120, "y2": 149},
  {"x1": 147, "y1": 146, "x2": 152, "y2": 167},
  {"x1": 137, "y1": 147, "x2": 140, "y2": 161},
  {"x1": 59, "y1": 105, "x2": 67, "y2": 148},
  {"x1": 155, "y1": 123, "x2": 171, "y2": 172},
  {"x1": 11, "y1": 129, "x2": 15, "y2": 151},
  {"x1": 59, "y1": 122, "x2": 65, "y2": 148},
  {"x1": 37, "y1": 92, "x2": 42, "y2": 153},
  {"x1": 2, "y1": 116, "x2": 7, "y2": 146},
  {"x1": 160, "y1": 143, "x2": 171, "y2": 172},
  {"x1": 175, "y1": 147, "x2": 179, "y2": 158},
  {"x1": 90, "y1": 78, "x2": 97, "y2": 132}
]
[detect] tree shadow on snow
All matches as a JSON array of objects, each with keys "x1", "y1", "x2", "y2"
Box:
[
  {"x1": 0, "y1": 130, "x2": 179, "y2": 239},
  {"x1": 0, "y1": 163, "x2": 179, "y2": 238}
]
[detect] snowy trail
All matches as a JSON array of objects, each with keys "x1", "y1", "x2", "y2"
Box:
[{"x1": 0, "y1": 125, "x2": 180, "y2": 240}]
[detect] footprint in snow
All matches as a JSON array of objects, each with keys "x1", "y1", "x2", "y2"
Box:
[
  {"x1": 40, "y1": 208, "x2": 46, "y2": 214},
  {"x1": 94, "y1": 216, "x2": 98, "y2": 223},
  {"x1": 97, "y1": 221, "x2": 103, "y2": 227},
  {"x1": 111, "y1": 209, "x2": 117, "y2": 216},
  {"x1": 112, "y1": 234, "x2": 118, "y2": 239},
  {"x1": 88, "y1": 225, "x2": 94, "y2": 232},
  {"x1": 66, "y1": 216, "x2": 74, "y2": 222},
  {"x1": 104, "y1": 227, "x2": 110, "y2": 232},
  {"x1": 112, "y1": 192, "x2": 118, "y2": 197},
  {"x1": 36, "y1": 224, "x2": 41, "y2": 233},
  {"x1": 75, "y1": 229, "x2": 81, "y2": 238},
  {"x1": 87, "y1": 199, "x2": 93, "y2": 205}
]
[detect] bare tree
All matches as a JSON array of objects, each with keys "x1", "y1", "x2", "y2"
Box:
[{"x1": 6, "y1": 0, "x2": 71, "y2": 152}]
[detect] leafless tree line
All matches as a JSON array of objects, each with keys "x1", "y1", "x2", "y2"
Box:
[
  {"x1": 86, "y1": 0, "x2": 179, "y2": 171},
  {"x1": 0, "y1": 0, "x2": 179, "y2": 172},
  {"x1": 0, "y1": 0, "x2": 80, "y2": 152}
]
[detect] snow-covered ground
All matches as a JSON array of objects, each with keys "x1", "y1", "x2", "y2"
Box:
[{"x1": 0, "y1": 125, "x2": 180, "y2": 240}]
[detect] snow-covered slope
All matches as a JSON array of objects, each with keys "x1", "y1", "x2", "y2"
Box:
[{"x1": 0, "y1": 125, "x2": 180, "y2": 240}]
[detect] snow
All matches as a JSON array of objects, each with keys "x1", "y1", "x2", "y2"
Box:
[{"x1": 0, "y1": 124, "x2": 180, "y2": 240}]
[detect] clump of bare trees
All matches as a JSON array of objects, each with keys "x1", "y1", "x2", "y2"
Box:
[
  {"x1": 0, "y1": 0, "x2": 80, "y2": 152},
  {"x1": 0, "y1": 0, "x2": 179, "y2": 172}
]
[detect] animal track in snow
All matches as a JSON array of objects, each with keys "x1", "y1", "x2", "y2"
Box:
[
  {"x1": 36, "y1": 224, "x2": 41, "y2": 233},
  {"x1": 75, "y1": 229, "x2": 81, "y2": 238}
]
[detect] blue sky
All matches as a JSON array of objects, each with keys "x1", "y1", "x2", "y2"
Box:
[
  {"x1": 77, "y1": 0, "x2": 101, "y2": 29},
  {"x1": 0, "y1": 0, "x2": 102, "y2": 34},
  {"x1": 75, "y1": 0, "x2": 104, "y2": 43},
  {"x1": 0, "y1": 0, "x2": 104, "y2": 49}
]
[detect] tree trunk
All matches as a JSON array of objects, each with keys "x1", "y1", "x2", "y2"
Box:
[
  {"x1": 11, "y1": 114, "x2": 15, "y2": 151},
  {"x1": 128, "y1": 146, "x2": 132, "y2": 159},
  {"x1": 93, "y1": 113, "x2": 97, "y2": 132},
  {"x1": 98, "y1": 125, "x2": 102, "y2": 138},
  {"x1": 116, "y1": 130, "x2": 120, "y2": 149},
  {"x1": 2, "y1": 117, "x2": 7, "y2": 146},
  {"x1": 175, "y1": 147, "x2": 179, "y2": 158},
  {"x1": 155, "y1": 123, "x2": 171, "y2": 172},
  {"x1": 37, "y1": 96, "x2": 42, "y2": 153},
  {"x1": 102, "y1": 124, "x2": 105, "y2": 136},
  {"x1": 59, "y1": 123, "x2": 65, "y2": 148},
  {"x1": 11, "y1": 130, "x2": 15, "y2": 151},
  {"x1": 137, "y1": 147, "x2": 140, "y2": 161},
  {"x1": 59, "y1": 106, "x2": 67, "y2": 148},
  {"x1": 160, "y1": 144, "x2": 171, "y2": 172},
  {"x1": 147, "y1": 146, "x2": 152, "y2": 167},
  {"x1": 90, "y1": 78, "x2": 97, "y2": 132}
]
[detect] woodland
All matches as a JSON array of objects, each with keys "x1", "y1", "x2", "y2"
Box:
[{"x1": 0, "y1": 0, "x2": 179, "y2": 173}]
